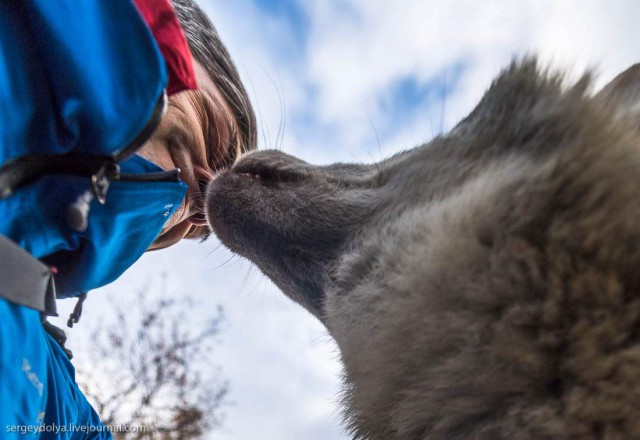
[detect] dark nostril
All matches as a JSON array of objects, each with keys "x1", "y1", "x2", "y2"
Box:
[{"x1": 198, "y1": 179, "x2": 209, "y2": 194}]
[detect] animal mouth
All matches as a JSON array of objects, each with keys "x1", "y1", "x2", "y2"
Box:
[
  {"x1": 205, "y1": 150, "x2": 352, "y2": 318},
  {"x1": 206, "y1": 151, "x2": 311, "y2": 260}
]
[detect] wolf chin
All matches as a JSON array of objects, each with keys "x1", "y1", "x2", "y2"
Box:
[{"x1": 206, "y1": 59, "x2": 640, "y2": 439}]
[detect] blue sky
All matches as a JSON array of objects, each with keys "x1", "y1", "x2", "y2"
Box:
[{"x1": 52, "y1": 1, "x2": 640, "y2": 439}]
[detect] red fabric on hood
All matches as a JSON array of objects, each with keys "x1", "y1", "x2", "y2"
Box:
[{"x1": 133, "y1": 0, "x2": 198, "y2": 95}]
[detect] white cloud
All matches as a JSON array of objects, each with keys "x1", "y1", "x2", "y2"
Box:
[
  {"x1": 300, "y1": 0, "x2": 640, "y2": 158},
  {"x1": 200, "y1": 0, "x2": 640, "y2": 167}
]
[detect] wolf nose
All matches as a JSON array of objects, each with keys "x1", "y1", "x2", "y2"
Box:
[{"x1": 232, "y1": 150, "x2": 310, "y2": 183}]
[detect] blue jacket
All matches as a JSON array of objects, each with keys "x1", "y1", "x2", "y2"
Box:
[{"x1": 0, "y1": 0, "x2": 188, "y2": 437}]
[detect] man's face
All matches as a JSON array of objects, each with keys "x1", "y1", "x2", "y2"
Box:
[{"x1": 137, "y1": 60, "x2": 240, "y2": 250}]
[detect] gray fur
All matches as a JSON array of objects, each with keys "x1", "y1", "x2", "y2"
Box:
[{"x1": 206, "y1": 59, "x2": 640, "y2": 439}]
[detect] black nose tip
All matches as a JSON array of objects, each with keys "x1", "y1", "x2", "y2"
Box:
[{"x1": 198, "y1": 179, "x2": 209, "y2": 194}]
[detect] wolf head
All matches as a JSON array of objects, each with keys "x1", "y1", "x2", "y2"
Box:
[{"x1": 207, "y1": 59, "x2": 640, "y2": 439}]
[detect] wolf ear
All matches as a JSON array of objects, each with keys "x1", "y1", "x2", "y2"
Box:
[
  {"x1": 596, "y1": 64, "x2": 640, "y2": 121},
  {"x1": 450, "y1": 58, "x2": 568, "y2": 138}
]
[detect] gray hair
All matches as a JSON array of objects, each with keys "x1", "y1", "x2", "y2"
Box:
[{"x1": 171, "y1": 0, "x2": 257, "y2": 158}]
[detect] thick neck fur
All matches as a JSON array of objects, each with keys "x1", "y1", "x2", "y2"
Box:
[{"x1": 328, "y1": 61, "x2": 640, "y2": 439}]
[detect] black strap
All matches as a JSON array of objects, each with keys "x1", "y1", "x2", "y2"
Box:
[
  {"x1": 0, "y1": 235, "x2": 57, "y2": 315},
  {"x1": 0, "y1": 153, "x2": 115, "y2": 199},
  {"x1": 67, "y1": 292, "x2": 87, "y2": 328},
  {"x1": 0, "y1": 90, "x2": 166, "y2": 200},
  {"x1": 42, "y1": 320, "x2": 73, "y2": 359}
]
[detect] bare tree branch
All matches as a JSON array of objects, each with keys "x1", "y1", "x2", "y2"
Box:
[{"x1": 76, "y1": 289, "x2": 227, "y2": 439}]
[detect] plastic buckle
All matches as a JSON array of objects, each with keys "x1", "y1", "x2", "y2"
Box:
[{"x1": 91, "y1": 162, "x2": 119, "y2": 204}]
